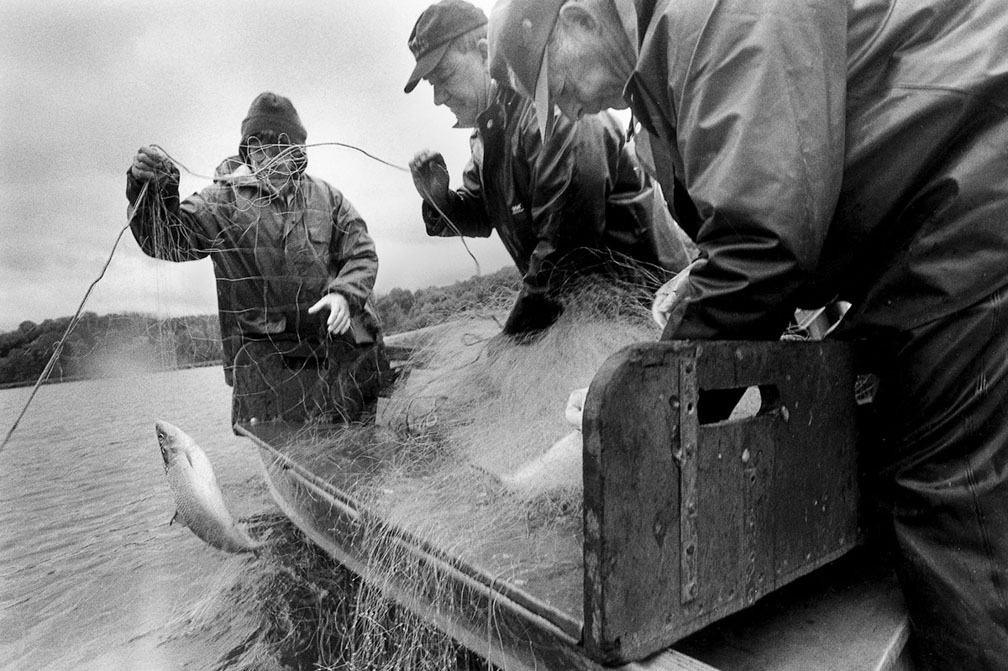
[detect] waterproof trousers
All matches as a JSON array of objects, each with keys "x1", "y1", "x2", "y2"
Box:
[
  {"x1": 857, "y1": 287, "x2": 1008, "y2": 670},
  {"x1": 230, "y1": 335, "x2": 391, "y2": 428}
]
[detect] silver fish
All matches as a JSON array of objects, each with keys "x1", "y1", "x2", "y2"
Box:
[{"x1": 155, "y1": 420, "x2": 261, "y2": 553}]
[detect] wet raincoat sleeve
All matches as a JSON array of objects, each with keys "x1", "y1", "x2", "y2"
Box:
[
  {"x1": 422, "y1": 135, "x2": 495, "y2": 238},
  {"x1": 499, "y1": 109, "x2": 630, "y2": 336},
  {"x1": 327, "y1": 195, "x2": 379, "y2": 315},
  {"x1": 520, "y1": 108, "x2": 621, "y2": 297},
  {"x1": 663, "y1": 1, "x2": 846, "y2": 340},
  {"x1": 126, "y1": 166, "x2": 224, "y2": 262}
]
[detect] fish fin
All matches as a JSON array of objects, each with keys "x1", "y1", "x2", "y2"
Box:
[{"x1": 170, "y1": 510, "x2": 179, "y2": 526}]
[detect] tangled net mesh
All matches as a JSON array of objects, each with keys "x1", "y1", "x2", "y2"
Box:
[
  {"x1": 174, "y1": 277, "x2": 663, "y2": 671},
  {"x1": 134, "y1": 145, "x2": 675, "y2": 669}
]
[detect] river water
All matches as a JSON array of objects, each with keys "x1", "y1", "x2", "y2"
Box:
[{"x1": 0, "y1": 366, "x2": 283, "y2": 670}]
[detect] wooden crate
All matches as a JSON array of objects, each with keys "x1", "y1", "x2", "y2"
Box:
[
  {"x1": 582, "y1": 340, "x2": 861, "y2": 663},
  {"x1": 239, "y1": 338, "x2": 871, "y2": 670}
]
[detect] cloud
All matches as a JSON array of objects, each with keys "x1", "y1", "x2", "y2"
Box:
[{"x1": 0, "y1": 0, "x2": 504, "y2": 331}]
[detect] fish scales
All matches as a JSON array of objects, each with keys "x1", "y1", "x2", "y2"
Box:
[{"x1": 156, "y1": 420, "x2": 261, "y2": 553}]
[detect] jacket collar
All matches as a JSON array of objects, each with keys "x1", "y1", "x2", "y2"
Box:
[
  {"x1": 615, "y1": 0, "x2": 648, "y2": 105},
  {"x1": 618, "y1": 0, "x2": 669, "y2": 137},
  {"x1": 633, "y1": 0, "x2": 657, "y2": 45},
  {"x1": 476, "y1": 81, "x2": 512, "y2": 129},
  {"x1": 612, "y1": 0, "x2": 660, "y2": 52},
  {"x1": 613, "y1": 0, "x2": 640, "y2": 51}
]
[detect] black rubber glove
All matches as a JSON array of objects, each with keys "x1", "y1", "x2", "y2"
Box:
[{"x1": 502, "y1": 293, "x2": 564, "y2": 341}]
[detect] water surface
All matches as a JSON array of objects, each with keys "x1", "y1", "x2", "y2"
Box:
[{"x1": 0, "y1": 367, "x2": 276, "y2": 670}]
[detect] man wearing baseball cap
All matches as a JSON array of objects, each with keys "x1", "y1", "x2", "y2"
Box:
[
  {"x1": 405, "y1": 0, "x2": 694, "y2": 340},
  {"x1": 489, "y1": 0, "x2": 1008, "y2": 668}
]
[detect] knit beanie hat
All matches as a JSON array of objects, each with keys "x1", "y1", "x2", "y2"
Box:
[{"x1": 239, "y1": 92, "x2": 308, "y2": 153}]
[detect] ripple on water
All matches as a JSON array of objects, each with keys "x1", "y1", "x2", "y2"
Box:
[{"x1": 0, "y1": 366, "x2": 275, "y2": 671}]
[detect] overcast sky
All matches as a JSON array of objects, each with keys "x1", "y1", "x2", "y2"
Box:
[{"x1": 0, "y1": 0, "x2": 512, "y2": 332}]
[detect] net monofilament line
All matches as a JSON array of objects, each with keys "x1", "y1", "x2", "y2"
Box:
[
  {"x1": 124, "y1": 141, "x2": 434, "y2": 426},
  {"x1": 175, "y1": 279, "x2": 663, "y2": 671},
  {"x1": 154, "y1": 140, "x2": 483, "y2": 275},
  {"x1": 249, "y1": 278, "x2": 661, "y2": 669},
  {"x1": 0, "y1": 183, "x2": 151, "y2": 457},
  {"x1": 25, "y1": 141, "x2": 672, "y2": 669}
]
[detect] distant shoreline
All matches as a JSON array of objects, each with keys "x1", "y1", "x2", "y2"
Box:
[
  {"x1": 0, "y1": 359, "x2": 222, "y2": 390},
  {"x1": 0, "y1": 267, "x2": 522, "y2": 391}
]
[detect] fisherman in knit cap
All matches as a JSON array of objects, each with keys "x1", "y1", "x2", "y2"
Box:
[{"x1": 127, "y1": 92, "x2": 390, "y2": 426}]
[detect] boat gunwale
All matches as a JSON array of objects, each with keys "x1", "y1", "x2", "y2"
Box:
[{"x1": 237, "y1": 421, "x2": 585, "y2": 641}]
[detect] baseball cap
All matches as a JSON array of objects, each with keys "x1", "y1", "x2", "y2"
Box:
[{"x1": 405, "y1": 0, "x2": 489, "y2": 94}]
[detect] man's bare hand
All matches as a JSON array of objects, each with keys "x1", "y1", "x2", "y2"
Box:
[
  {"x1": 308, "y1": 292, "x2": 351, "y2": 335},
  {"x1": 409, "y1": 149, "x2": 450, "y2": 211},
  {"x1": 130, "y1": 145, "x2": 174, "y2": 185}
]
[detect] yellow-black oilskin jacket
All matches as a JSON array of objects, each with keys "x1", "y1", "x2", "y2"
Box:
[
  {"x1": 625, "y1": 0, "x2": 1008, "y2": 339},
  {"x1": 127, "y1": 157, "x2": 381, "y2": 380}
]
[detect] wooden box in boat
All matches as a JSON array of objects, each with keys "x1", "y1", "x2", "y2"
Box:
[{"x1": 237, "y1": 339, "x2": 910, "y2": 671}]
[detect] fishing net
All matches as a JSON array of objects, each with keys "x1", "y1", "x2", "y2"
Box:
[
  {"x1": 162, "y1": 279, "x2": 662, "y2": 671},
  {"x1": 232, "y1": 278, "x2": 662, "y2": 669},
  {"x1": 127, "y1": 142, "x2": 397, "y2": 429},
  {"x1": 113, "y1": 139, "x2": 673, "y2": 669}
]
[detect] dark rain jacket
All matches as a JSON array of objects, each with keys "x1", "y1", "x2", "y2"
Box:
[
  {"x1": 423, "y1": 85, "x2": 693, "y2": 301},
  {"x1": 127, "y1": 156, "x2": 382, "y2": 381},
  {"x1": 624, "y1": 0, "x2": 1008, "y2": 340}
]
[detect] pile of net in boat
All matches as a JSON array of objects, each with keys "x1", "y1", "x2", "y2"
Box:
[
  {"x1": 178, "y1": 277, "x2": 665, "y2": 671},
  {"x1": 286, "y1": 278, "x2": 660, "y2": 667},
  {"x1": 376, "y1": 277, "x2": 658, "y2": 507}
]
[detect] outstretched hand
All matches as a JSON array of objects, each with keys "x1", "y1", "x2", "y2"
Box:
[
  {"x1": 409, "y1": 149, "x2": 450, "y2": 211},
  {"x1": 308, "y1": 293, "x2": 351, "y2": 335},
  {"x1": 651, "y1": 264, "x2": 695, "y2": 329},
  {"x1": 130, "y1": 145, "x2": 174, "y2": 185}
]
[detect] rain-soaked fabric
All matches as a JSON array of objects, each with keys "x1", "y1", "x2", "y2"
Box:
[
  {"x1": 422, "y1": 84, "x2": 694, "y2": 302},
  {"x1": 619, "y1": 0, "x2": 1008, "y2": 663},
  {"x1": 230, "y1": 336, "x2": 391, "y2": 427},
  {"x1": 127, "y1": 156, "x2": 383, "y2": 384},
  {"x1": 624, "y1": 0, "x2": 1008, "y2": 341},
  {"x1": 846, "y1": 288, "x2": 1008, "y2": 670}
]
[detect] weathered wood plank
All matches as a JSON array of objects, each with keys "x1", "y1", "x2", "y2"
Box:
[
  {"x1": 582, "y1": 343, "x2": 684, "y2": 662},
  {"x1": 673, "y1": 550, "x2": 909, "y2": 671},
  {"x1": 239, "y1": 405, "x2": 909, "y2": 671},
  {"x1": 581, "y1": 341, "x2": 862, "y2": 664},
  {"x1": 236, "y1": 339, "x2": 909, "y2": 671},
  {"x1": 241, "y1": 422, "x2": 592, "y2": 670},
  {"x1": 633, "y1": 649, "x2": 724, "y2": 671}
]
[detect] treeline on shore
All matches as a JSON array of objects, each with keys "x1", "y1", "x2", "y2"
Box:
[{"x1": 0, "y1": 267, "x2": 520, "y2": 388}]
